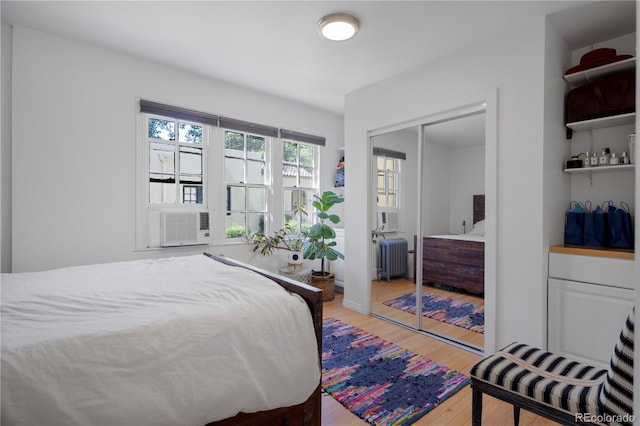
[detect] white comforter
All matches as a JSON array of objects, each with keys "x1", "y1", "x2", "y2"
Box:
[{"x1": 1, "y1": 255, "x2": 320, "y2": 426}]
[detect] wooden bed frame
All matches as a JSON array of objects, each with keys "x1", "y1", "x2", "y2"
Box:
[
  {"x1": 204, "y1": 253, "x2": 323, "y2": 426},
  {"x1": 422, "y1": 195, "x2": 485, "y2": 294}
]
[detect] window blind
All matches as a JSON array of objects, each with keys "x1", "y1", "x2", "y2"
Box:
[
  {"x1": 218, "y1": 116, "x2": 279, "y2": 138},
  {"x1": 373, "y1": 147, "x2": 406, "y2": 160},
  {"x1": 139, "y1": 100, "x2": 218, "y2": 126},
  {"x1": 279, "y1": 129, "x2": 326, "y2": 146},
  {"x1": 140, "y1": 100, "x2": 324, "y2": 143}
]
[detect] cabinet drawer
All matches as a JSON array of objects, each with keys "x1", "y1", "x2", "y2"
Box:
[{"x1": 548, "y1": 252, "x2": 635, "y2": 290}]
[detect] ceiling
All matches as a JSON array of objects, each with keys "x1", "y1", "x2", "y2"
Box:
[{"x1": 1, "y1": 1, "x2": 636, "y2": 115}]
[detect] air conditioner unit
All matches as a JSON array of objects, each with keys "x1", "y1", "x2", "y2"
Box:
[
  {"x1": 377, "y1": 210, "x2": 400, "y2": 233},
  {"x1": 161, "y1": 211, "x2": 211, "y2": 247}
]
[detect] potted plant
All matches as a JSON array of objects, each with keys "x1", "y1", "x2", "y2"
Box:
[
  {"x1": 245, "y1": 206, "x2": 307, "y2": 270},
  {"x1": 302, "y1": 191, "x2": 344, "y2": 301}
]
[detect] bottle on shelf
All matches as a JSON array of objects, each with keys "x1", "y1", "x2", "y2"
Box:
[{"x1": 598, "y1": 148, "x2": 611, "y2": 166}]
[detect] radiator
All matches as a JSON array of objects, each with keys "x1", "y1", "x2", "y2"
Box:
[{"x1": 379, "y1": 238, "x2": 408, "y2": 282}]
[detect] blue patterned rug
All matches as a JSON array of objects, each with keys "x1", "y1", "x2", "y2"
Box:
[
  {"x1": 383, "y1": 292, "x2": 485, "y2": 334},
  {"x1": 322, "y1": 318, "x2": 470, "y2": 426}
]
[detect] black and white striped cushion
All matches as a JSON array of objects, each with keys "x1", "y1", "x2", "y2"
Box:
[
  {"x1": 598, "y1": 307, "x2": 634, "y2": 423},
  {"x1": 470, "y1": 342, "x2": 606, "y2": 416}
]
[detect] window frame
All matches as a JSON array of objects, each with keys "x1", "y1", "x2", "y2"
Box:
[
  {"x1": 223, "y1": 129, "x2": 270, "y2": 240},
  {"x1": 375, "y1": 154, "x2": 401, "y2": 210},
  {"x1": 282, "y1": 140, "x2": 319, "y2": 235},
  {"x1": 146, "y1": 114, "x2": 208, "y2": 206}
]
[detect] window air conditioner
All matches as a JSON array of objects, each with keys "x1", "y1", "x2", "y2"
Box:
[
  {"x1": 377, "y1": 210, "x2": 399, "y2": 233},
  {"x1": 161, "y1": 211, "x2": 211, "y2": 247}
]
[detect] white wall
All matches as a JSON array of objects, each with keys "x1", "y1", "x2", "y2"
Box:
[
  {"x1": 1, "y1": 24, "x2": 12, "y2": 273},
  {"x1": 449, "y1": 145, "x2": 486, "y2": 234},
  {"x1": 344, "y1": 18, "x2": 549, "y2": 350},
  {"x1": 8, "y1": 26, "x2": 343, "y2": 272}
]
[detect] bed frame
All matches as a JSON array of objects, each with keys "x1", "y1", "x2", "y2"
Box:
[
  {"x1": 422, "y1": 195, "x2": 485, "y2": 294},
  {"x1": 204, "y1": 253, "x2": 323, "y2": 426}
]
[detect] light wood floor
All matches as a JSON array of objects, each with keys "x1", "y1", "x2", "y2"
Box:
[
  {"x1": 371, "y1": 278, "x2": 484, "y2": 348},
  {"x1": 321, "y1": 293, "x2": 559, "y2": 426}
]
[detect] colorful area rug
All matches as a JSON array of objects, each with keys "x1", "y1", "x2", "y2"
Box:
[
  {"x1": 322, "y1": 318, "x2": 470, "y2": 426},
  {"x1": 383, "y1": 292, "x2": 485, "y2": 334}
]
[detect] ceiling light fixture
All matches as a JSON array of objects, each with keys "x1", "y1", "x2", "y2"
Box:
[{"x1": 318, "y1": 13, "x2": 360, "y2": 41}]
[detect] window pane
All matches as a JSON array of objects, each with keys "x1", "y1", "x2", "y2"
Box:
[
  {"x1": 385, "y1": 158, "x2": 395, "y2": 171},
  {"x1": 225, "y1": 131, "x2": 244, "y2": 157},
  {"x1": 150, "y1": 181, "x2": 175, "y2": 204},
  {"x1": 227, "y1": 186, "x2": 245, "y2": 211},
  {"x1": 226, "y1": 213, "x2": 246, "y2": 238},
  {"x1": 298, "y1": 166, "x2": 314, "y2": 188},
  {"x1": 150, "y1": 143, "x2": 175, "y2": 173},
  {"x1": 246, "y1": 160, "x2": 265, "y2": 184},
  {"x1": 388, "y1": 193, "x2": 397, "y2": 208},
  {"x1": 247, "y1": 212, "x2": 264, "y2": 235},
  {"x1": 247, "y1": 135, "x2": 265, "y2": 161},
  {"x1": 180, "y1": 146, "x2": 202, "y2": 175},
  {"x1": 181, "y1": 185, "x2": 202, "y2": 204},
  {"x1": 283, "y1": 189, "x2": 298, "y2": 213},
  {"x1": 377, "y1": 156, "x2": 385, "y2": 169},
  {"x1": 247, "y1": 187, "x2": 266, "y2": 211},
  {"x1": 225, "y1": 157, "x2": 244, "y2": 182},
  {"x1": 299, "y1": 144, "x2": 313, "y2": 167},
  {"x1": 387, "y1": 173, "x2": 395, "y2": 192},
  {"x1": 178, "y1": 123, "x2": 203, "y2": 144},
  {"x1": 148, "y1": 118, "x2": 175, "y2": 140},
  {"x1": 377, "y1": 172, "x2": 385, "y2": 192},
  {"x1": 283, "y1": 141, "x2": 297, "y2": 163}
]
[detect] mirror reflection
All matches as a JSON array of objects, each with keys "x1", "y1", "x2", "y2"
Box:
[{"x1": 370, "y1": 109, "x2": 486, "y2": 350}]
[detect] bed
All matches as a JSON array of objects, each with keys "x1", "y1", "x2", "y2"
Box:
[
  {"x1": 422, "y1": 195, "x2": 485, "y2": 294},
  {"x1": 1, "y1": 253, "x2": 322, "y2": 426}
]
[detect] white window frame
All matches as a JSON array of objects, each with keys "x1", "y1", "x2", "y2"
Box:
[
  {"x1": 223, "y1": 129, "x2": 271, "y2": 240},
  {"x1": 135, "y1": 112, "x2": 210, "y2": 250},
  {"x1": 375, "y1": 154, "x2": 401, "y2": 210},
  {"x1": 282, "y1": 140, "x2": 319, "y2": 234}
]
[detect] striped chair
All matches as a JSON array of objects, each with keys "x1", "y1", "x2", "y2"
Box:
[{"x1": 470, "y1": 307, "x2": 634, "y2": 426}]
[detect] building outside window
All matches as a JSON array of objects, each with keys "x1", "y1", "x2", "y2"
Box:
[{"x1": 224, "y1": 130, "x2": 268, "y2": 239}]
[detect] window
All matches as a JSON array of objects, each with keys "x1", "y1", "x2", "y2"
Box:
[
  {"x1": 376, "y1": 154, "x2": 400, "y2": 209},
  {"x1": 148, "y1": 117, "x2": 206, "y2": 205},
  {"x1": 282, "y1": 140, "x2": 317, "y2": 233},
  {"x1": 224, "y1": 130, "x2": 268, "y2": 239}
]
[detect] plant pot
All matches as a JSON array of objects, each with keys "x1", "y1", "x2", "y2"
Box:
[
  {"x1": 310, "y1": 272, "x2": 335, "y2": 302},
  {"x1": 286, "y1": 250, "x2": 304, "y2": 271}
]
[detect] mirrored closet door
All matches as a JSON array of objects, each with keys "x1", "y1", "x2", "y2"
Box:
[{"x1": 369, "y1": 107, "x2": 487, "y2": 351}]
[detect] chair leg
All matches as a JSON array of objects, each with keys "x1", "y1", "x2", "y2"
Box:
[
  {"x1": 472, "y1": 385, "x2": 483, "y2": 425},
  {"x1": 513, "y1": 405, "x2": 520, "y2": 426}
]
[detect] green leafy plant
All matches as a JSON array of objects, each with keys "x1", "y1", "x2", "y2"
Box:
[
  {"x1": 302, "y1": 191, "x2": 344, "y2": 276},
  {"x1": 245, "y1": 206, "x2": 307, "y2": 255}
]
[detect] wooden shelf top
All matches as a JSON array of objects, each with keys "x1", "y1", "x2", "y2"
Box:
[{"x1": 549, "y1": 244, "x2": 634, "y2": 260}]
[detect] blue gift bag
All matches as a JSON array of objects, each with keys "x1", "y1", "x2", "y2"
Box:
[
  {"x1": 584, "y1": 202, "x2": 606, "y2": 247},
  {"x1": 564, "y1": 201, "x2": 585, "y2": 245},
  {"x1": 607, "y1": 202, "x2": 634, "y2": 249}
]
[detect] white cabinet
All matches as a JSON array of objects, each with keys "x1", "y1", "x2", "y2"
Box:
[{"x1": 548, "y1": 250, "x2": 635, "y2": 369}]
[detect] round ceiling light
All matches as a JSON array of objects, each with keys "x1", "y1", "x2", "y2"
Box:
[{"x1": 318, "y1": 13, "x2": 360, "y2": 41}]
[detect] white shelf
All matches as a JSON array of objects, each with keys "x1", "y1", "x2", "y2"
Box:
[
  {"x1": 564, "y1": 164, "x2": 635, "y2": 174},
  {"x1": 564, "y1": 57, "x2": 635, "y2": 86},
  {"x1": 566, "y1": 113, "x2": 635, "y2": 132}
]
